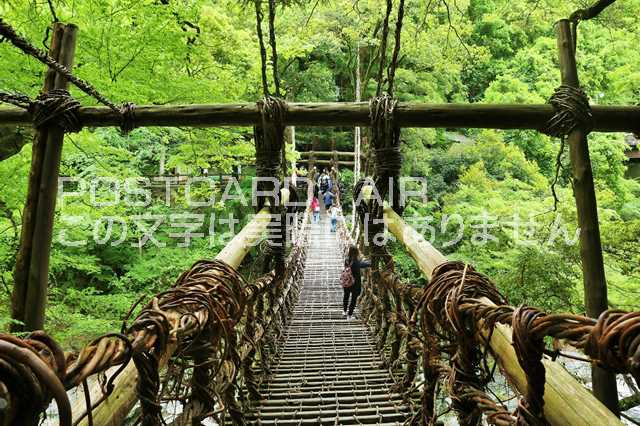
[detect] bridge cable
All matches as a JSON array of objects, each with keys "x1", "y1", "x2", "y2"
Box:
[
  {"x1": 254, "y1": 0, "x2": 270, "y2": 97},
  {"x1": 375, "y1": 0, "x2": 393, "y2": 98},
  {"x1": 386, "y1": 0, "x2": 405, "y2": 96},
  {"x1": 0, "y1": 19, "x2": 137, "y2": 134},
  {"x1": 267, "y1": 0, "x2": 282, "y2": 97}
]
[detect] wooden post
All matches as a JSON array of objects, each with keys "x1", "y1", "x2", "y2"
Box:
[
  {"x1": 330, "y1": 138, "x2": 337, "y2": 170},
  {"x1": 310, "y1": 137, "x2": 318, "y2": 185},
  {"x1": 291, "y1": 125, "x2": 296, "y2": 173},
  {"x1": 24, "y1": 23, "x2": 78, "y2": 331},
  {"x1": 362, "y1": 135, "x2": 371, "y2": 176},
  {"x1": 353, "y1": 43, "x2": 361, "y2": 232},
  {"x1": 555, "y1": 19, "x2": 619, "y2": 415},
  {"x1": 11, "y1": 23, "x2": 77, "y2": 331}
]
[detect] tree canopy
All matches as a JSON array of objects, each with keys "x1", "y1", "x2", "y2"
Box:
[{"x1": 0, "y1": 0, "x2": 639, "y2": 346}]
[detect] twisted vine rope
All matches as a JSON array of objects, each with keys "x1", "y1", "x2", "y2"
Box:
[
  {"x1": 512, "y1": 307, "x2": 549, "y2": 425},
  {"x1": 132, "y1": 260, "x2": 246, "y2": 426},
  {"x1": 0, "y1": 18, "x2": 136, "y2": 134},
  {"x1": 0, "y1": 91, "x2": 32, "y2": 109},
  {"x1": 419, "y1": 261, "x2": 640, "y2": 424},
  {"x1": 0, "y1": 19, "x2": 117, "y2": 112}
]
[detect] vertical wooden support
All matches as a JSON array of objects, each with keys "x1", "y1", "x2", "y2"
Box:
[
  {"x1": 362, "y1": 135, "x2": 371, "y2": 177},
  {"x1": 310, "y1": 137, "x2": 318, "y2": 173},
  {"x1": 290, "y1": 125, "x2": 296, "y2": 173},
  {"x1": 310, "y1": 137, "x2": 318, "y2": 198},
  {"x1": 26, "y1": 23, "x2": 78, "y2": 331},
  {"x1": 11, "y1": 22, "x2": 76, "y2": 332},
  {"x1": 555, "y1": 19, "x2": 619, "y2": 415},
  {"x1": 330, "y1": 138, "x2": 337, "y2": 171},
  {"x1": 353, "y1": 43, "x2": 362, "y2": 232}
]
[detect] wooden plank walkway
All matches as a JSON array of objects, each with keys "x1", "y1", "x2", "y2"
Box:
[{"x1": 248, "y1": 217, "x2": 411, "y2": 425}]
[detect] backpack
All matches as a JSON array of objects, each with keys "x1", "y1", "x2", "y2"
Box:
[{"x1": 340, "y1": 263, "x2": 354, "y2": 288}]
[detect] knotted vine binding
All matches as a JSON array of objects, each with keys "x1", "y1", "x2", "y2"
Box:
[
  {"x1": 0, "y1": 89, "x2": 83, "y2": 133},
  {"x1": 30, "y1": 89, "x2": 82, "y2": 132},
  {"x1": 0, "y1": 331, "x2": 72, "y2": 426},
  {"x1": 370, "y1": 94, "x2": 403, "y2": 215},
  {"x1": 512, "y1": 306, "x2": 549, "y2": 426},
  {"x1": 542, "y1": 85, "x2": 593, "y2": 138},
  {"x1": 119, "y1": 102, "x2": 136, "y2": 135},
  {"x1": 254, "y1": 96, "x2": 286, "y2": 211}
]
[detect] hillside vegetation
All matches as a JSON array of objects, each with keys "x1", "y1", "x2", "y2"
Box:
[{"x1": 0, "y1": 0, "x2": 639, "y2": 346}]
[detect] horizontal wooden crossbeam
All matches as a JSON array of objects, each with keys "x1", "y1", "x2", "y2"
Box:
[
  {"x1": 297, "y1": 159, "x2": 355, "y2": 167},
  {"x1": 299, "y1": 151, "x2": 361, "y2": 157},
  {"x1": 1, "y1": 102, "x2": 639, "y2": 131}
]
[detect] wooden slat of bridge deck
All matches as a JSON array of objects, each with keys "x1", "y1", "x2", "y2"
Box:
[{"x1": 247, "y1": 217, "x2": 411, "y2": 425}]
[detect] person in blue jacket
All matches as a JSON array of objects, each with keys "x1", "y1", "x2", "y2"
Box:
[
  {"x1": 343, "y1": 245, "x2": 370, "y2": 320},
  {"x1": 323, "y1": 190, "x2": 335, "y2": 212}
]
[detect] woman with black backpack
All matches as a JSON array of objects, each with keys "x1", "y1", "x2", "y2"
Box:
[{"x1": 341, "y1": 245, "x2": 370, "y2": 320}]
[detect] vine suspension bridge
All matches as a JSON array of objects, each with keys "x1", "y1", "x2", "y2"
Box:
[{"x1": 0, "y1": 1, "x2": 640, "y2": 424}]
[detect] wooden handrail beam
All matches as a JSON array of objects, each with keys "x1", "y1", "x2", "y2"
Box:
[
  {"x1": 1, "y1": 102, "x2": 639, "y2": 132},
  {"x1": 299, "y1": 151, "x2": 362, "y2": 158},
  {"x1": 297, "y1": 159, "x2": 355, "y2": 167}
]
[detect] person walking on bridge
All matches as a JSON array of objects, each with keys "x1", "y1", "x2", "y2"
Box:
[
  {"x1": 317, "y1": 168, "x2": 332, "y2": 195},
  {"x1": 323, "y1": 190, "x2": 335, "y2": 213},
  {"x1": 310, "y1": 196, "x2": 320, "y2": 223},
  {"x1": 343, "y1": 245, "x2": 370, "y2": 320},
  {"x1": 329, "y1": 204, "x2": 341, "y2": 232}
]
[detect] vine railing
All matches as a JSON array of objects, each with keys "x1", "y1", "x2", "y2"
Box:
[
  {"x1": 335, "y1": 199, "x2": 637, "y2": 425},
  {"x1": 0, "y1": 200, "x2": 310, "y2": 426}
]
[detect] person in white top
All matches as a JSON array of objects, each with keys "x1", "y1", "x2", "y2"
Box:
[{"x1": 330, "y1": 205, "x2": 340, "y2": 232}]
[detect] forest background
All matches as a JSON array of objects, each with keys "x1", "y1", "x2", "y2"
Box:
[{"x1": 0, "y1": 0, "x2": 639, "y2": 348}]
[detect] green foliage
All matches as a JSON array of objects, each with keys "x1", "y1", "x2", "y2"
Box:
[
  {"x1": 0, "y1": 0, "x2": 639, "y2": 347},
  {"x1": 494, "y1": 245, "x2": 581, "y2": 313}
]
